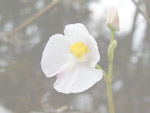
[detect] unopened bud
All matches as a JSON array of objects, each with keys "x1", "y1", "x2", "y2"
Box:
[{"x1": 106, "y1": 7, "x2": 120, "y2": 31}]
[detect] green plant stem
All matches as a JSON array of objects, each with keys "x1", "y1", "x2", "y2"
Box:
[
  {"x1": 107, "y1": 30, "x2": 115, "y2": 113},
  {"x1": 106, "y1": 81, "x2": 115, "y2": 113},
  {"x1": 96, "y1": 63, "x2": 115, "y2": 113},
  {"x1": 96, "y1": 64, "x2": 107, "y2": 77},
  {"x1": 107, "y1": 60, "x2": 115, "y2": 113},
  {"x1": 108, "y1": 61, "x2": 113, "y2": 81},
  {"x1": 110, "y1": 31, "x2": 114, "y2": 43},
  {"x1": 96, "y1": 30, "x2": 116, "y2": 113}
]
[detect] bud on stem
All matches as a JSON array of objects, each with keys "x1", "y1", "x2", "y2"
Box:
[{"x1": 106, "y1": 7, "x2": 120, "y2": 32}]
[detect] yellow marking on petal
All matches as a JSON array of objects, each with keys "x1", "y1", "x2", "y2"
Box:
[{"x1": 70, "y1": 42, "x2": 90, "y2": 59}]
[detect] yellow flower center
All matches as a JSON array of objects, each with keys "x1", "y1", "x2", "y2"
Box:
[{"x1": 70, "y1": 42, "x2": 90, "y2": 59}]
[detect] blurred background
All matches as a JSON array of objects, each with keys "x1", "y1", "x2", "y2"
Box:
[{"x1": 0, "y1": 0, "x2": 150, "y2": 113}]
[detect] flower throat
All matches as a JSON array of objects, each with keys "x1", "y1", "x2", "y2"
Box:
[{"x1": 70, "y1": 42, "x2": 89, "y2": 59}]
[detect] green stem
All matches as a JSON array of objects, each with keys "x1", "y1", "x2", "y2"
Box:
[
  {"x1": 96, "y1": 64, "x2": 107, "y2": 77},
  {"x1": 107, "y1": 60, "x2": 115, "y2": 113},
  {"x1": 108, "y1": 61, "x2": 113, "y2": 81},
  {"x1": 96, "y1": 30, "x2": 116, "y2": 113},
  {"x1": 96, "y1": 64, "x2": 110, "y2": 82},
  {"x1": 96, "y1": 64, "x2": 115, "y2": 113},
  {"x1": 107, "y1": 30, "x2": 115, "y2": 113},
  {"x1": 106, "y1": 82, "x2": 115, "y2": 113},
  {"x1": 110, "y1": 31, "x2": 114, "y2": 43}
]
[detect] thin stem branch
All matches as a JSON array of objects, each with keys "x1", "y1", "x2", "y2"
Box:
[
  {"x1": 5, "y1": 0, "x2": 61, "y2": 38},
  {"x1": 96, "y1": 64, "x2": 107, "y2": 77},
  {"x1": 132, "y1": 0, "x2": 150, "y2": 24},
  {"x1": 96, "y1": 64, "x2": 110, "y2": 82}
]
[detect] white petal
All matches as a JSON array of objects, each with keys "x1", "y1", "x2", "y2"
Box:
[
  {"x1": 64, "y1": 23, "x2": 89, "y2": 43},
  {"x1": 64, "y1": 23, "x2": 100, "y2": 67},
  {"x1": 41, "y1": 34, "x2": 70, "y2": 77},
  {"x1": 54, "y1": 64, "x2": 103, "y2": 94},
  {"x1": 87, "y1": 35, "x2": 100, "y2": 67}
]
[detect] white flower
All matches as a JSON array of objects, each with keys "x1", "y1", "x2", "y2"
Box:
[
  {"x1": 41, "y1": 23, "x2": 103, "y2": 94},
  {"x1": 106, "y1": 7, "x2": 120, "y2": 31}
]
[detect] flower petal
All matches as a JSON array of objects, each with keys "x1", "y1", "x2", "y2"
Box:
[
  {"x1": 64, "y1": 23, "x2": 89, "y2": 43},
  {"x1": 54, "y1": 64, "x2": 103, "y2": 94},
  {"x1": 64, "y1": 23, "x2": 100, "y2": 67},
  {"x1": 41, "y1": 34, "x2": 70, "y2": 77},
  {"x1": 87, "y1": 35, "x2": 100, "y2": 67}
]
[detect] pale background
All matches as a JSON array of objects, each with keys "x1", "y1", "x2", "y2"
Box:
[{"x1": 0, "y1": 0, "x2": 150, "y2": 113}]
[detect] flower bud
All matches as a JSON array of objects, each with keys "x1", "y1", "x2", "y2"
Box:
[{"x1": 106, "y1": 7, "x2": 120, "y2": 31}]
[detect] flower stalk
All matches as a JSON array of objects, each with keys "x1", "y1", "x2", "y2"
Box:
[
  {"x1": 96, "y1": 30, "x2": 117, "y2": 113},
  {"x1": 106, "y1": 30, "x2": 116, "y2": 113},
  {"x1": 106, "y1": 81, "x2": 115, "y2": 113},
  {"x1": 110, "y1": 30, "x2": 114, "y2": 43}
]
